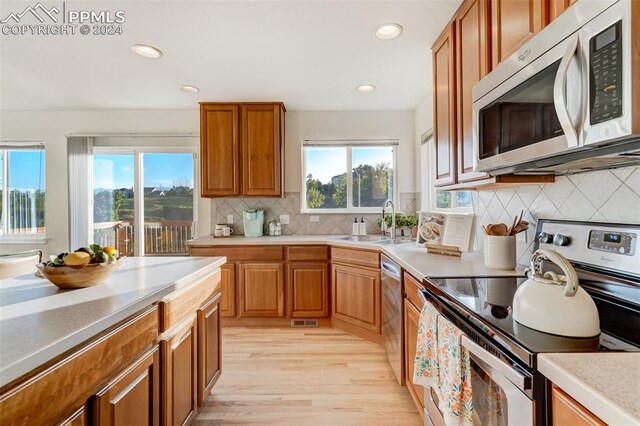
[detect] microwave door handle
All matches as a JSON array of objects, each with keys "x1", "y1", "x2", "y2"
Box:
[{"x1": 553, "y1": 34, "x2": 580, "y2": 148}]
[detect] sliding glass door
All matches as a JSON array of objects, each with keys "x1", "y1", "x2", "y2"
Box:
[{"x1": 92, "y1": 149, "x2": 196, "y2": 256}]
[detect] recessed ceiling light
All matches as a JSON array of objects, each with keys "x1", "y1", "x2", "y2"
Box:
[
  {"x1": 375, "y1": 23, "x2": 403, "y2": 40},
  {"x1": 179, "y1": 85, "x2": 200, "y2": 93},
  {"x1": 356, "y1": 84, "x2": 376, "y2": 93},
  {"x1": 131, "y1": 44, "x2": 163, "y2": 59}
]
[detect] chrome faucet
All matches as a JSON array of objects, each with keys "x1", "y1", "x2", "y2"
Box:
[{"x1": 381, "y1": 199, "x2": 396, "y2": 239}]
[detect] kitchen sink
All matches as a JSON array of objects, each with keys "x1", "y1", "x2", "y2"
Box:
[
  {"x1": 332, "y1": 235, "x2": 413, "y2": 245},
  {"x1": 375, "y1": 238, "x2": 414, "y2": 245}
]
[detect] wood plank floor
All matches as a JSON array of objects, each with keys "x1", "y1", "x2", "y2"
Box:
[{"x1": 195, "y1": 327, "x2": 422, "y2": 425}]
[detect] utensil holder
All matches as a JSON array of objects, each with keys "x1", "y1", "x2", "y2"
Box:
[{"x1": 484, "y1": 235, "x2": 516, "y2": 270}]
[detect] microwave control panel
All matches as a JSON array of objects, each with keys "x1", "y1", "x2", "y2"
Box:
[
  {"x1": 588, "y1": 230, "x2": 637, "y2": 256},
  {"x1": 589, "y1": 20, "x2": 623, "y2": 125}
]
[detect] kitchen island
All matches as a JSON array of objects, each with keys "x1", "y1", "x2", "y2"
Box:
[{"x1": 0, "y1": 256, "x2": 226, "y2": 426}]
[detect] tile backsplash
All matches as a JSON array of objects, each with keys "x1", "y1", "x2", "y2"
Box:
[
  {"x1": 474, "y1": 167, "x2": 640, "y2": 264},
  {"x1": 212, "y1": 192, "x2": 418, "y2": 235}
]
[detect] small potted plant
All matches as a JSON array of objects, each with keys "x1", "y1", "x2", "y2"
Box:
[{"x1": 378, "y1": 214, "x2": 418, "y2": 237}]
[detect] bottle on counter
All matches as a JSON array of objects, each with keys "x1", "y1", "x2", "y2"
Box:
[
  {"x1": 352, "y1": 217, "x2": 359, "y2": 235},
  {"x1": 359, "y1": 217, "x2": 367, "y2": 235}
]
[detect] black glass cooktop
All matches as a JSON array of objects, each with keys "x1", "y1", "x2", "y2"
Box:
[{"x1": 424, "y1": 276, "x2": 640, "y2": 359}]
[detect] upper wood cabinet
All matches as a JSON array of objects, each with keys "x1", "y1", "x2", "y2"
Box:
[
  {"x1": 490, "y1": 0, "x2": 545, "y2": 67},
  {"x1": 548, "y1": 0, "x2": 578, "y2": 22},
  {"x1": 200, "y1": 102, "x2": 286, "y2": 198},
  {"x1": 433, "y1": 23, "x2": 457, "y2": 186},
  {"x1": 456, "y1": 0, "x2": 490, "y2": 183}
]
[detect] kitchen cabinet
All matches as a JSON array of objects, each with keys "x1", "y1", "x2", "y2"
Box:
[
  {"x1": 238, "y1": 262, "x2": 285, "y2": 317},
  {"x1": 92, "y1": 347, "x2": 160, "y2": 426},
  {"x1": 287, "y1": 262, "x2": 329, "y2": 318},
  {"x1": 404, "y1": 298, "x2": 425, "y2": 416},
  {"x1": 219, "y1": 263, "x2": 236, "y2": 318},
  {"x1": 58, "y1": 407, "x2": 86, "y2": 426},
  {"x1": 456, "y1": 0, "x2": 491, "y2": 183},
  {"x1": 331, "y1": 254, "x2": 381, "y2": 344},
  {"x1": 161, "y1": 315, "x2": 198, "y2": 426},
  {"x1": 433, "y1": 22, "x2": 458, "y2": 186},
  {"x1": 197, "y1": 292, "x2": 222, "y2": 406},
  {"x1": 490, "y1": 0, "x2": 545, "y2": 68},
  {"x1": 549, "y1": 0, "x2": 578, "y2": 23},
  {"x1": 551, "y1": 385, "x2": 605, "y2": 426},
  {"x1": 199, "y1": 102, "x2": 285, "y2": 198}
]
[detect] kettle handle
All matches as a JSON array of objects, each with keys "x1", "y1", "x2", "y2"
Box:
[{"x1": 530, "y1": 249, "x2": 579, "y2": 296}]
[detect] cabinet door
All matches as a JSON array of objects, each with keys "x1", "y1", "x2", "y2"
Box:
[
  {"x1": 549, "y1": 0, "x2": 578, "y2": 23},
  {"x1": 404, "y1": 299, "x2": 425, "y2": 413},
  {"x1": 456, "y1": 0, "x2": 490, "y2": 182},
  {"x1": 551, "y1": 385, "x2": 605, "y2": 426},
  {"x1": 197, "y1": 292, "x2": 222, "y2": 406},
  {"x1": 241, "y1": 104, "x2": 284, "y2": 196},
  {"x1": 161, "y1": 316, "x2": 198, "y2": 426},
  {"x1": 220, "y1": 263, "x2": 236, "y2": 318},
  {"x1": 92, "y1": 347, "x2": 160, "y2": 426},
  {"x1": 58, "y1": 407, "x2": 86, "y2": 426},
  {"x1": 238, "y1": 263, "x2": 285, "y2": 317},
  {"x1": 491, "y1": 0, "x2": 545, "y2": 67},
  {"x1": 200, "y1": 104, "x2": 240, "y2": 197},
  {"x1": 287, "y1": 262, "x2": 329, "y2": 318},
  {"x1": 433, "y1": 23, "x2": 457, "y2": 186},
  {"x1": 331, "y1": 263, "x2": 380, "y2": 333}
]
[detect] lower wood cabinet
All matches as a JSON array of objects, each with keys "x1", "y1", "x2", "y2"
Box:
[
  {"x1": 197, "y1": 293, "x2": 222, "y2": 406},
  {"x1": 404, "y1": 298, "x2": 425, "y2": 415},
  {"x1": 551, "y1": 385, "x2": 605, "y2": 426},
  {"x1": 331, "y1": 262, "x2": 381, "y2": 336},
  {"x1": 92, "y1": 347, "x2": 160, "y2": 426},
  {"x1": 219, "y1": 263, "x2": 236, "y2": 317},
  {"x1": 161, "y1": 315, "x2": 198, "y2": 426},
  {"x1": 58, "y1": 407, "x2": 86, "y2": 426},
  {"x1": 287, "y1": 262, "x2": 329, "y2": 317},
  {"x1": 238, "y1": 262, "x2": 285, "y2": 317}
]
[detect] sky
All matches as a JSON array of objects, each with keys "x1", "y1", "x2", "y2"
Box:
[
  {"x1": 1, "y1": 151, "x2": 46, "y2": 190},
  {"x1": 306, "y1": 146, "x2": 394, "y2": 183},
  {"x1": 93, "y1": 153, "x2": 194, "y2": 190}
]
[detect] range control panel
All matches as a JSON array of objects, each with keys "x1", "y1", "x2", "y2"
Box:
[
  {"x1": 588, "y1": 230, "x2": 637, "y2": 256},
  {"x1": 589, "y1": 20, "x2": 623, "y2": 125}
]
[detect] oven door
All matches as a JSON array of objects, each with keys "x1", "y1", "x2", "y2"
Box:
[
  {"x1": 423, "y1": 337, "x2": 533, "y2": 426},
  {"x1": 473, "y1": 31, "x2": 585, "y2": 173}
]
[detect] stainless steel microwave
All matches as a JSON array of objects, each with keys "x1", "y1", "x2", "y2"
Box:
[{"x1": 473, "y1": 0, "x2": 640, "y2": 175}]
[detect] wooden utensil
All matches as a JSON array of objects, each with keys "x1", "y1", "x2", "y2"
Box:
[{"x1": 488, "y1": 223, "x2": 509, "y2": 236}]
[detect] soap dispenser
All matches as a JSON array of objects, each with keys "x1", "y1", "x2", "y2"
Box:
[
  {"x1": 352, "y1": 218, "x2": 359, "y2": 235},
  {"x1": 359, "y1": 217, "x2": 367, "y2": 236}
]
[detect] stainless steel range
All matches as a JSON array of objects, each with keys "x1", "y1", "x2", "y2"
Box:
[{"x1": 420, "y1": 219, "x2": 639, "y2": 426}]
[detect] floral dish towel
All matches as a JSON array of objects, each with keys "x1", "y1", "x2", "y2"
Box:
[{"x1": 413, "y1": 300, "x2": 440, "y2": 390}]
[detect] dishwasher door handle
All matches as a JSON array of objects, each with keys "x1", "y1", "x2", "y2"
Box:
[{"x1": 380, "y1": 260, "x2": 401, "y2": 280}]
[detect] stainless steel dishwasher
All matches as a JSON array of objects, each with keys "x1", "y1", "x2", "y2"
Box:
[{"x1": 381, "y1": 254, "x2": 404, "y2": 385}]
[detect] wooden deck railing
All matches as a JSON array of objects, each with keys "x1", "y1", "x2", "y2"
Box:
[{"x1": 93, "y1": 221, "x2": 194, "y2": 256}]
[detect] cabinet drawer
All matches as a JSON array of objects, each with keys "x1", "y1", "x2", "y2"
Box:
[
  {"x1": 404, "y1": 272, "x2": 424, "y2": 310},
  {"x1": 158, "y1": 270, "x2": 221, "y2": 332},
  {"x1": 190, "y1": 246, "x2": 284, "y2": 262},
  {"x1": 287, "y1": 245, "x2": 329, "y2": 261},
  {"x1": 331, "y1": 247, "x2": 379, "y2": 269},
  {"x1": 0, "y1": 307, "x2": 158, "y2": 426}
]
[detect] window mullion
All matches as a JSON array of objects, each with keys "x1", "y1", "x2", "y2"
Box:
[
  {"x1": 133, "y1": 150, "x2": 144, "y2": 256},
  {"x1": 1, "y1": 151, "x2": 8, "y2": 234},
  {"x1": 346, "y1": 147, "x2": 353, "y2": 210}
]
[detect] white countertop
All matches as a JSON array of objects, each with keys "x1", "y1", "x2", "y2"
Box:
[
  {"x1": 188, "y1": 235, "x2": 524, "y2": 279},
  {"x1": 538, "y1": 353, "x2": 640, "y2": 425},
  {"x1": 0, "y1": 256, "x2": 226, "y2": 389}
]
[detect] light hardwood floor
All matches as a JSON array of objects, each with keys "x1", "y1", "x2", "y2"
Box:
[{"x1": 195, "y1": 327, "x2": 422, "y2": 425}]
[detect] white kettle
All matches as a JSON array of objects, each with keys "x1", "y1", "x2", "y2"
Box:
[{"x1": 513, "y1": 249, "x2": 600, "y2": 337}]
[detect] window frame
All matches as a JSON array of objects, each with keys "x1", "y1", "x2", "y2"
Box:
[
  {"x1": 92, "y1": 146, "x2": 198, "y2": 256},
  {"x1": 300, "y1": 141, "x2": 398, "y2": 214},
  {"x1": 0, "y1": 142, "x2": 47, "y2": 243}
]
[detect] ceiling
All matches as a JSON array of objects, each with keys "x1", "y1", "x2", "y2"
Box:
[{"x1": 0, "y1": 0, "x2": 461, "y2": 111}]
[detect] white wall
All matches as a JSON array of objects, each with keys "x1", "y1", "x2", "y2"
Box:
[{"x1": 0, "y1": 109, "x2": 416, "y2": 255}]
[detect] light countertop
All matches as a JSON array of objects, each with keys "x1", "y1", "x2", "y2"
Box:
[
  {"x1": 0, "y1": 256, "x2": 226, "y2": 389},
  {"x1": 538, "y1": 353, "x2": 640, "y2": 425},
  {"x1": 187, "y1": 235, "x2": 525, "y2": 280}
]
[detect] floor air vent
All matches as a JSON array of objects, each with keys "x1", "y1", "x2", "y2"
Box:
[{"x1": 291, "y1": 319, "x2": 319, "y2": 328}]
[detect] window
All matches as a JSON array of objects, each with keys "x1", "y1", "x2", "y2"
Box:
[
  {"x1": 435, "y1": 190, "x2": 473, "y2": 211},
  {"x1": 302, "y1": 140, "x2": 397, "y2": 212},
  {"x1": 92, "y1": 148, "x2": 196, "y2": 256},
  {"x1": 0, "y1": 143, "x2": 45, "y2": 240}
]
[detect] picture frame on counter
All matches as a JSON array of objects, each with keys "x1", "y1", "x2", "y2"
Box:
[{"x1": 417, "y1": 211, "x2": 475, "y2": 252}]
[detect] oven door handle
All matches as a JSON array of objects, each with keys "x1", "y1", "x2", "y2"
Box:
[
  {"x1": 553, "y1": 33, "x2": 580, "y2": 148},
  {"x1": 461, "y1": 335, "x2": 530, "y2": 392}
]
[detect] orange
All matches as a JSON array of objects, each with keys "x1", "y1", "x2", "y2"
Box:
[{"x1": 103, "y1": 246, "x2": 117, "y2": 256}]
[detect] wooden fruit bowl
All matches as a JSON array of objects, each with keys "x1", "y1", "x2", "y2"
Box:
[{"x1": 37, "y1": 260, "x2": 122, "y2": 289}]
